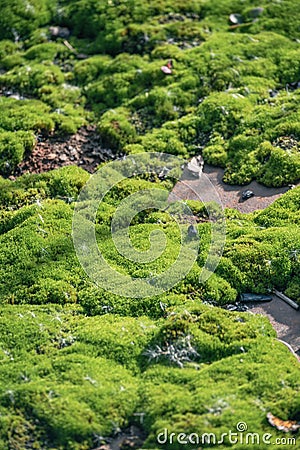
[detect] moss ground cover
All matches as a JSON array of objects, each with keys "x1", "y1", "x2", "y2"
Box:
[
  {"x1": 0, "y1": 303, "x2": 299, "y2": 449},
  {"x1": 0, "y1": 165, "x2": 299, "y2": 447},
  {"x1": 0, "y1": 0, "x2": 299, "y2": 181},
  {"x1": 0, "y1": 0, "x2": 300, "y2": 448}
]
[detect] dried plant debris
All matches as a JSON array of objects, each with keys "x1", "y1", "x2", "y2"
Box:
[
  {"x1": 144, "y1": 334, "x2": 200, "y2": 368},
  {"x1": 267, "y1": 413, "x2": 300, "y2": 433}
]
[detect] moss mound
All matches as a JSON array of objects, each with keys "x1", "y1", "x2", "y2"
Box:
[
  {"x1": 0, "y1": 0, "x2": 300, "y2": 448},
  {"x1": 0, "y1": 0, "x2": 299, "y2": 182},
  {"x1": 0, "y1": 166, "x2": 299, "y2": 447},
  {"x1": 0, "y1": 303, "x2": 299, "y2": 449}
]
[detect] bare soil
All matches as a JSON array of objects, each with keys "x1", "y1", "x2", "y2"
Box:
[
  {"x1": 11, "y1": 125, "x2": 120, "y2": 179},
  {"x1": 171, "y1": 164, "x2": 298, "y2": 213},
  {"x1": 248, "y1": 296, "x2": 300, "y2": 359}
]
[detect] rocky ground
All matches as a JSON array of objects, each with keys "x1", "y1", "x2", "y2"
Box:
[{"x1": 10, "y1": 126, "x2": 120, "y2": 179}]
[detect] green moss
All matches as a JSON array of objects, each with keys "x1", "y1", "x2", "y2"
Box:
[
  {"x1": 0, "y1": 63, "x2": 65, "y2": 94},
  {"x1": 0, "y1": 97, "x2": 55, "y2": 133},
  {"x1": 0, "y1": 53, "x2": 25, "y2": 70},
  {"x1": 24, "y1": 43, "x2": 69, "y2": 62},
  {"x1": 142, "y1": 338, "x2": 300, "y2": 448},
  {"x1": 0, "y1": 130, "x2": 35, "y2": 175},
  {"x1": 0, "y1": 165, "x2": 90, "y2": 208},
  {"x1": 257, "y1": 146, "x2": 300, "y2": 187},
  {"x1": 1, "y1": 301, "x2": 298, "y2": 449},
  {"x1": 0, "y1": 40, "x2": 19, "y2": 59},
  {"x1": 254, "y1": 187, "x2": 300, "y2": 227},
  {"x1": 0, "y1": 1, "x2": 300, "y2": 447},
  {"x1": 0, "y1": 174, "x2": 298, "y2": 311},
  {"x1": 0, "y1": 95, "x2": 86, "y2": 142},
  {"x1": 203, "y1": 144, "x2": 228, "y2": 167},
  {"x1": 74, "y1": 55, "x2": 112, "y2": 85},
  {"x1": 98, "y1": 107, "x2": 137, "y2": 150},
  {"x1": 0, "y1": 0, "x2": 54, "y2": 41},
  {"x1": 285, "y1": 278, "x2": 300, "y2": 305},
  {"x1": 141, "y1": 128, "x2": 188, "y2": 156},
  {"x1": 0, "y1": 1, "x2": 298, "y2": 183},
  {"x1": 196, "y1": 92, "x2": 253, "y2": 137},
  {"x1": 202, "y1": 274, "x2": 237, "y2": 305}
]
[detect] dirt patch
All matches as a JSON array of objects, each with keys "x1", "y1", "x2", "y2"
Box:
[
  {"x1": 11, "y1": 125, "x2": 120, "y2": 179},
  {"x1": 171, "y1": 165, "x2": 297, "y2": 213},
  {"x1": 248, "y1": 296, "x2": 300, "y2": 358}
]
